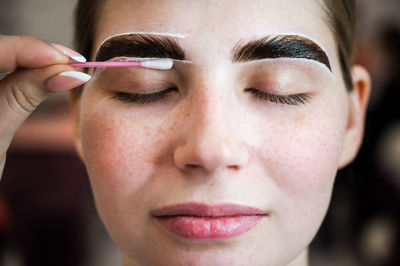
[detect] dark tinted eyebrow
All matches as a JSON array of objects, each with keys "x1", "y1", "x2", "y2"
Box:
[
  {"x1": 232, "y1": 35, "x2": 331, "y2": 70},
  {"x1": 95, "y1": 34, "x2": 186, "y2": 62}
]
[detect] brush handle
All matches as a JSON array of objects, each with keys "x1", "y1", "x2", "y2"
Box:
[
  {"x1": 69, "y1": 61, "x2": 142, "y2": 68},
  {"x1": 69, "y1": 58, "x2": 173, "y2": 70}
]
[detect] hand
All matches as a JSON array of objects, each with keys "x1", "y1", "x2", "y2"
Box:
[{"x1": 0, "y1": 35, "x2": 90, "y2": 178}]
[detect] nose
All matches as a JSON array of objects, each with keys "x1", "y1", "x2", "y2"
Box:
[{"x1": 173, "y1": 92, "x2": 249, "y2": 172}]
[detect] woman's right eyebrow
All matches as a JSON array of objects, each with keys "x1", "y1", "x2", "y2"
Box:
[{"x1": 95, "y1": 34, "x2": 186, "y2": 62}]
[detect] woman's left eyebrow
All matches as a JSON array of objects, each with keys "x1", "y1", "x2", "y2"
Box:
[{"x1": 232, "y1": 35, "x2": 332, "y2": 71}]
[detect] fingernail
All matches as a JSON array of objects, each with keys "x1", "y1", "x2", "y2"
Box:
[
  {"x1": 51, "y1": 43, "x2": 87, "y2": 63},
  {"x1": 0, "y1": 70, "x2": 14, "y2": 80},
  {"x1": 46, "y1": 71, "x2": 91, "y2": 92}
]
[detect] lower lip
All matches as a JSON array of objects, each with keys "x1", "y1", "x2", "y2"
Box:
[{"x1": 155, "y1": 215, "x2": 263, "y2": 239}]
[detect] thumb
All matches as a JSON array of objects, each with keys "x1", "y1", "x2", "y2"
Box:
[{"x1": 0, "y1": 65, "x2": 90, "y2": 149}]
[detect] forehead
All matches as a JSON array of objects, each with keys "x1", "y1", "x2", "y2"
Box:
[{"x1": 95, "y1": 0, "x2": 336, "y2": 60}]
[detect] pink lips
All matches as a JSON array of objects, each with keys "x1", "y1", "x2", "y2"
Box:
[{"x1": 151, "y1": 203, "x2": 267, "y2": 239}]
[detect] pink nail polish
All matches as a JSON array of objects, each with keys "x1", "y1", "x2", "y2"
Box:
[
  {"x1": 51, "y1": 43, "x2": 87, "y2": 63},
  {"x1": 46, "y1": 71, "x2": 91, "y2": 92}
]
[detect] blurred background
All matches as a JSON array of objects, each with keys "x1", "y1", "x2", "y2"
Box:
[{"x1": 0, "y1": 0, "x2": 399, "y2": 265}]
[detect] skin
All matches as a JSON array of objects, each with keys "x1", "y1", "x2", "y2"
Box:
[
  {"x1": 69, "y1": 0, "x2": 371, "y2": 265},
  {"x1": 0, "y1": 35, "x2": 72, "y2": 174},
  {"x1": 0, "y1": 1, "x2": 370, "y2": 266}
]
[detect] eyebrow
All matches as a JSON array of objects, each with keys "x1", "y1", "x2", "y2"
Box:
[
  {"x1": 232, "y1": 35, "x2": 331, "y2": 71},
  {"x1": 95, "y1": 34, "x2": 186, "y2": 62},
  {"x1": 95, "y1": 34, "x2": 331, "y2": 71}
]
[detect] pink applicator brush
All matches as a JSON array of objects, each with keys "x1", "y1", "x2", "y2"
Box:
[{"x1": 69, "y1": 58, "x2": 174, "y2": 70}]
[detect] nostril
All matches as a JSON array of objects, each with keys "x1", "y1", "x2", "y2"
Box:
[
  {"x1": 173, "y1": 138, "x2": 249, "y2": 172},
  {"x1": 228, "y1": 165, "x2": 240, "y2": 171},
  {"x1": 184, "y1": 164, "x2": 240, "y2": 172}
]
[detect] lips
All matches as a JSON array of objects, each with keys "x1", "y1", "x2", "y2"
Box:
[{"x1": 151, "y1": 203, "x2": 267, "y2": 239}]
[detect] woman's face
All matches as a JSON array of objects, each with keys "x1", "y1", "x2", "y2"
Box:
[{"x1": 74, "y1": 0, "x2": 366, "y2": 265}]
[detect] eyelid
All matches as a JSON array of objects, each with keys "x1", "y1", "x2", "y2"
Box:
[
  {"x1": 112, "y1": 79, "x2": 176, "y2": 94},
  {"x1": 245, "y1": 88, "x2": 310, "y2": 105},
  {"x1": 112, "y1": 87, "x2": 177, "y2": 104}
]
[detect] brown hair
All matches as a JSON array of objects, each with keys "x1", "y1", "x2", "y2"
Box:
[
  {"x1": 74, "y1": 0, "x2": 356, "y2": 90},
  {"x1": 321, "y1": 0, "x2": 356, "y2": 89},
  {"x1": 74, "y1": 0, "x2": 104, "y2": 62}
]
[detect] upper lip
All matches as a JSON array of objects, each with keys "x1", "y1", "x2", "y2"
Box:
[{"x1": 151, "y1": 202, "x2": 268, "y2": 217}]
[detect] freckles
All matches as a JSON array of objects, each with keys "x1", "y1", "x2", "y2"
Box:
[
  {"x1": 82, "y1": 117, "x2": 132, "y2": 185},
  {"x1": 255, "y1": 112, "x2": 341, "y2": 198},
  {"x1": 82, "y1": 105, "x2": 181, "y2": 182}
]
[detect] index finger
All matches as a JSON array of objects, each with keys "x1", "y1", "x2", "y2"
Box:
[{"x1": 0, "y1": 35, "x2": 70, "y2": 73}]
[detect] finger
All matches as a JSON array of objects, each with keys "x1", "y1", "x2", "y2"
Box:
[
  {"x1": 0, "y1": 65, "x2": 91, "y2": 150},
  {"x1": 0, "y1": 35, "x2": 70, "y2": 73}
]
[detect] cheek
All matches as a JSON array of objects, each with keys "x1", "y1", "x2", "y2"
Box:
[
  {"x1": 81, "y1": 111, "x2": 171, "y2": 184},
  {"x1": 266, "y1": 115, "x2": 344, "y2": 198},
  {"x1": 79, "y1": 103, "x2": 175, "y2": 222},
  {"x1": 251, "y1": 96, "x2": 348, "y2": 231}
]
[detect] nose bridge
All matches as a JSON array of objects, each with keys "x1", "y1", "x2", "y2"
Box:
[
  {"x1": 190, "y1": 66, "x2": 233, "y2": 143},
  {"x1": 173, "y1": 66, "x2": 249, "y2": 172}
]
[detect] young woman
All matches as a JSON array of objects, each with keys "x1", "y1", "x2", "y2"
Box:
[{"x1": 0, "y1": 0, "x2": 370, "y2": 265}]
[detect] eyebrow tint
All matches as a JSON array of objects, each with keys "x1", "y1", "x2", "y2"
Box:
[
  {"x1": 95, "y1": 33, "x2": 331, "y2": 71},
  {"x1": 233, "y1": 35, "x2": 331, "y2": 71},
  {"x1": 96, "y1": 34, "x2": 185, "y2": 62}
]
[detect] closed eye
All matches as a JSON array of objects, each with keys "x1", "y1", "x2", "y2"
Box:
[
  {"x1": 245, "y1": 88, "x2": 310, "y2": 105},
  {"x1": 112, "y1": 87, "x2": 177, "y2": 104}
]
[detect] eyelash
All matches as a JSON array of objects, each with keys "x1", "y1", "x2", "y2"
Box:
[
  {"x1": 112, "y1": 87, "x2": 177, "y2": 104},
  {"x1": 245, "y1": 88, "x2": 310, "y2": 105},
  {"x1": 112, "y1": 87, "x2": 309, "y2": 106}
]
